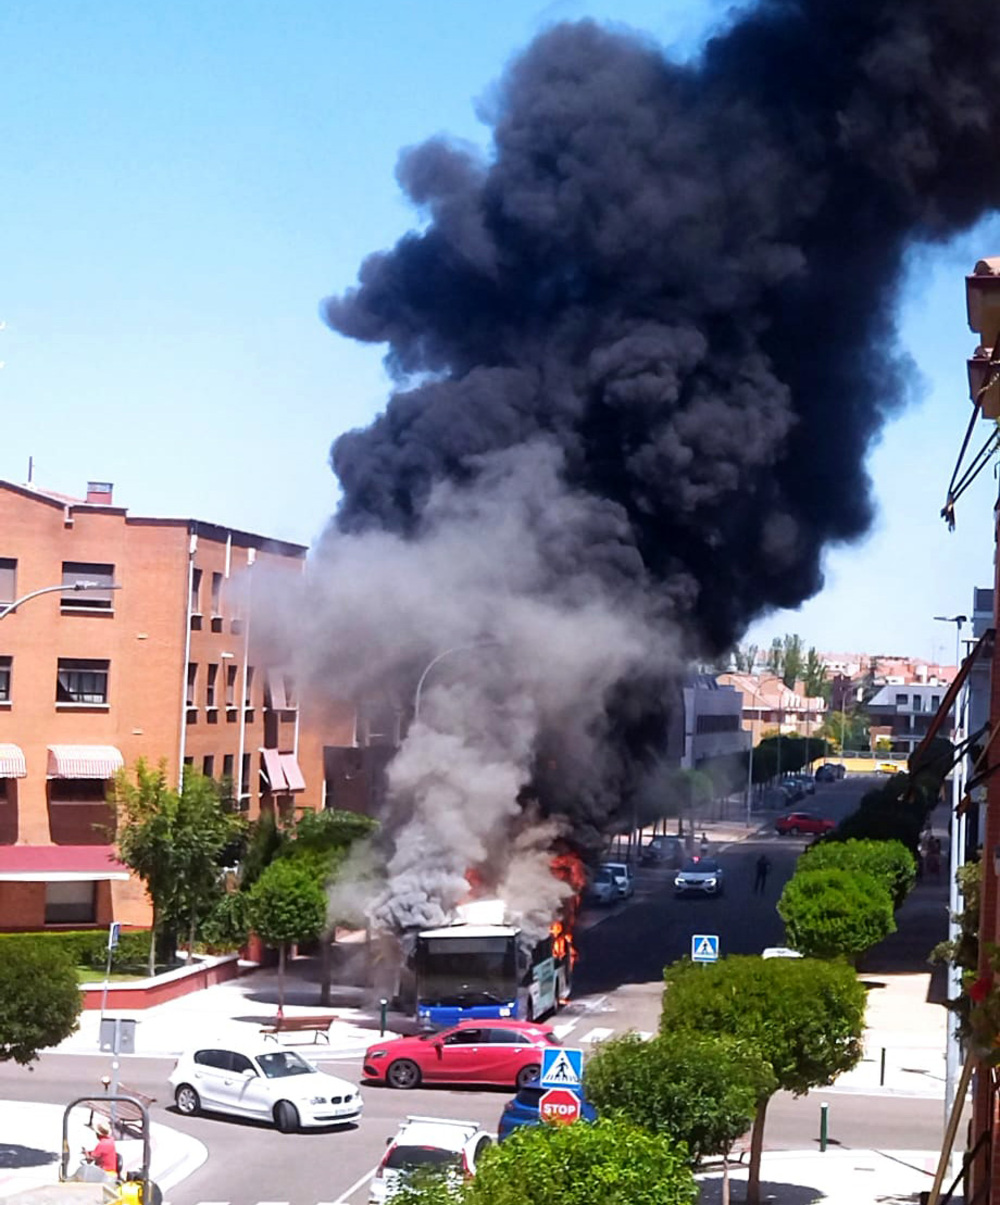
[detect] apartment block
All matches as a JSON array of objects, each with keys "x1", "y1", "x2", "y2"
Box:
[{"x1": 0, "y1": 479, "x2": 360, "y2": 932}]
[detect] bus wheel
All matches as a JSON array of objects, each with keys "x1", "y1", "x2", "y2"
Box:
[
  {"x1": 387, "y1": 1058, "x2": 422, "y2": 1089},
  {"x1": 517, "y1": 1063, "x2": 541, "y2": 1090}
]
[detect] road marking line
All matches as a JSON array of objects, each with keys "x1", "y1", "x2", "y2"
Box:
[
  {"x1": 579, "y1": 1027, "x2": 614, "y2": 1044},
  {"x1": 330, "y1": 1164, "x2": 378, "y2": 1204},
  {"x1": 552, "y1": 1020, "x2": 579, "y2": 1039}
]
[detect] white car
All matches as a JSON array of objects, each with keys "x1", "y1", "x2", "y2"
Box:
[
  {"x1": 588, "y1": 866, "x2": 618, "y2": 905},
  {"x1": 601, "y1": 861, "x2": 634, "y2": 899},
  {"x1": 169, "y1": 1041, "x2": 363, "y2": 1132},
  {"x1": 674, "y1": 857, "x2": 725, "y2": 897},
  {"x1": 762, "y1": 947, "x2": 804, "y2": 960},
  {"x1": 370, "y1": 1115, "x2": 493, "y2": 1204}
]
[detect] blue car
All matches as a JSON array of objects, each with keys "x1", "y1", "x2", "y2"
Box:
[{"x1": 497, "y1": 1078, "x2": 598, "y2": 1140}]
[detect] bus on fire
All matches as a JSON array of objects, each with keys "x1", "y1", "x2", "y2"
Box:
[{"x1": 412, "y1": 899, "x2": 573, "y2": 1027}]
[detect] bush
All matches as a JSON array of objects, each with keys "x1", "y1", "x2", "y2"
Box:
[
  {"x1": 777, "y1": 868, "x2": 894, "y2": 961},
  {"x1": 0, "y1": 929, "x2": 153, "y2": 973},
  {"x1": 800, "y1": 838, "x2": 916, "y2": 908},
  {"x1": 584, "y1": 1031, "x2": 774, "y2": 1162}
]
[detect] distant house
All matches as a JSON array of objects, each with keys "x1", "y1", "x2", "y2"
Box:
[{"x1": 866, "y1": 683, "x2": 954, "y2": 757}]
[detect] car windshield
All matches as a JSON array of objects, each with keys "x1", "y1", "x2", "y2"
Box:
[
  {"x1": 594, "y1": 869, "x2": 613, "y2": 883},
  {"x1": 680, "y1": 859, "x2": 719, "y2": 873},
  {"x1": 255, "y1": 1050, "x2": 314, "y2": 1079},
  {"x1": 386, "y1": 1146, "x2": 462, "y2": 1172}
]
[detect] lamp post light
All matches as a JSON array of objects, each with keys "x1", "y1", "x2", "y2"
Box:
[
  {"x1": 413, "y1": 640, "x2": 501, "y2": 723},
  {"x1": 0, "y1": 580, "x2": 122, "y2": 621}
]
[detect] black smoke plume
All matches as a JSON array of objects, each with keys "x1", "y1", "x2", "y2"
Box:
[{"x1": 309, "y1": 2, "x2": 1000, "y2": 928}]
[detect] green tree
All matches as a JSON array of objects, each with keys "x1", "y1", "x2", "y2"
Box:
[
  {"x1": 732, "y1": 644, "x2": 759, "y2": 673},
  {"x1": 0, "y1": 943, "x2": 81, "y2": 1064},
  {"x1": 250, "y1": 858, "x2": 329, "y2": 1011},
  {"x1": 471, "y1": 1118, "x2": 696, "y2": 1205},
  {"x1": 172, "y1": 768, "x2": 247, "y2": 961},
  {"x1": 802, "y1": 648, "x2": 827, "y2": 698},
  {"x1": 777, "y1": 868, "x2": 895, "y2": 961},
  {"x1": 112, "y1": 760, "x2": 183, "y2": 975},
  {"x1": 584, "y1": 1031, "x2": 775, "y2": 1162},
  {"x1": 800, "y1": 838, "x2": 916, "y2": 909},
  {"x1": 661, "y1": 956, "x2": 865, "y2": 1205},
  {"x1": 112, "y1": 760, "x2": 245, "y2": 972},
  {"x1": 780, "y1": 634, "x2": 804, "y2": 689}
]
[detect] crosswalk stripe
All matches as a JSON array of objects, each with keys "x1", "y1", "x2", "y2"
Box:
[
  {"x1": 552, "y1": 1020, "x2": 579, "y2": 1039},
  {"x1": 579, "y1": 1026, "x2": 614, "y2": 1044}
]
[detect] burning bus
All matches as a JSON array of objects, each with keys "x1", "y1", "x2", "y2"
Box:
[
  {"x1": 411, "y1": 850, "x2": 586, "y2": 1027},
  {"x1": 413, "y1": 898, "x2": 573, "y2": 1027}
]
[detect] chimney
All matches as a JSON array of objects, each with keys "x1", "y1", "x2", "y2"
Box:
[{"x1": 85, "y1": 481, "x2": 113, "y2": 505}]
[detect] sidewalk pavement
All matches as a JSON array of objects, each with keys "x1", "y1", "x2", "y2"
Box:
[{"x1": 0, "y1": 1100, "x2": 206, "y2": 1201}]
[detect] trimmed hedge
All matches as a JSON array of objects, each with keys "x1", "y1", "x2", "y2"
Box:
[{"x1": 0, "y1": 929, "x2": 152, "y2": 972}]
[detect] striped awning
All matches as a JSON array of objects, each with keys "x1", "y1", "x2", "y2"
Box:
[
  {"x1": 0, "y1": 845, "x2": 130, "y2": 882},
  {"x1": 280, "y1": 753, "x2": 306, "y2": 793},
  {"x1": 0, "y1": 744, "x2": 27, "y2": 779},
  {"x1": 47, "y1": 745, "x2": 124, "y2": 780}
]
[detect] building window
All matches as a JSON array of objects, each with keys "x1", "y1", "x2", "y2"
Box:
[
  {"x1": 222, "y1": 753, "x2": 234, "y2": 780},
  {"x1": 45, "y1": 881, "x2": 96, "y2": 925},
  {"x1": 0, "y1": 656, "x2": 10, "y2": 703},
  {"x1": 912, "y1": 695, "x2": 922, "y2": 712},
  {"x1": 202, "y1": 755, "x2": 215, "y2": 779},
  {"x1": 56, "y1": 658, "x2": 109, "y2": 705},
  {"x1": 211, "y1": 572, "x2": 223, "y2": 614},
  {"x1": 206, "y1": 664, "x2": 218, "y2": 708},
  {"x1": 0, "y1": 558, "x2": 16, "y2": 605},
  {"x1": 183, "y1": 756, "x2": 194, "y2": 769},
  {"x1": 190, "y1": 567, "x2": 203, "y2": 615},
  {"x1": 932, "y1": 695, "x2": 941, "y2": 710},
  {"x1": 187, "y1": 663, "x2": 198, "y2": 707},
  {"x1": 244, "y1": 666, "x2": 255, "y2": 709},
  {"x1": 61, "y1": 562, "x2": 115, "y2": 612},
  {"x1": 49, "y1": 779, "x2": 107, "y2": 805},
  {"x1": 895, "y1": 694, "x2": 908, "y2": 707},
  {"x1": 695, "y1": 713, "x2": 741, "y2": 734},
  {"x1": 225, "y1": 664, "x2": 237, "y2": 708},
  {"x1": 240, "y1": 752, "x2": 251, "y2": 808}
]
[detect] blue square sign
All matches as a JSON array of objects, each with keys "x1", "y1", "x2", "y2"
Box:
[
  {"x1": 691, "y1": 934, "x2": 719, "y2": 963},
  {"x1": 541, "y1": 1046, "x2": 583, "y2": 1090}
]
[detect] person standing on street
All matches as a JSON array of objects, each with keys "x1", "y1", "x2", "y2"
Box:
[{"x1": 753, "y1": 853, "x2": 771, "y2": 894}]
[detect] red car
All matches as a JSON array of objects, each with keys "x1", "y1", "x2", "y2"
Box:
[
  {"x1": 775, "y1": 811, "x2": 836, "y2": 836},
  {"x1": 363, "y1": 1019, "x2": 560, "y2": 1090}
]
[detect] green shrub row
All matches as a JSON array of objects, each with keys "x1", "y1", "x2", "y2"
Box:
[{"x1": 0, "y1": 929, "x2": 152, "y2": 971}]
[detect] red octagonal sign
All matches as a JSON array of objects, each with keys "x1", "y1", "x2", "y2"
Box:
[{"x1": 539, "y1": 1087, "x2": 582, "y2": 1125}]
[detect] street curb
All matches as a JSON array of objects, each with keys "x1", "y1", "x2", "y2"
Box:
[{"x1": 148, "y1": 1122, "x2": 208, "y2": 1193}]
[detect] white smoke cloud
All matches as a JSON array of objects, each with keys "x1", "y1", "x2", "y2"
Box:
[{"x1": 261, "y1": 440, "x2": 677, "y2": 932}]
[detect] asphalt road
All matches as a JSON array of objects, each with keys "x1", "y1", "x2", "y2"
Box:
[{"x1": 0, "y1": 776, "x2": 943, "y2": 1205}]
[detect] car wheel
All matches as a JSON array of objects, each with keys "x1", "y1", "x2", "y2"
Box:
[
  {"x1": 274, "y1": 1100, "x2": 300, "y2": 1133},
  {"x1": 386, "y1": 1058, "x2": 422, "y2": 1089},
  {"x1": 517, "y1": 1063, "x2": 541, "y2": 1090},
  {"x1": 788, "y1": 826, "x2": 800, "y2": 836},
  {"x1": 174, "y1": 1084, "x2": 200, "y2": 1116}
]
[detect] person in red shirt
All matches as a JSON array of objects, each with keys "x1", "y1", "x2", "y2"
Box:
[{"x1": 82, "y1": 1122, "x2": 118, "y2": 1178}]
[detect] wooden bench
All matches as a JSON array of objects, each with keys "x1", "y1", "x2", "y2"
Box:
[
  {"x1": 88, "y1": 1085, "x2": 156, "y2": 1138},
  {"x1": 259, "y1": 1014, "x2": 339, "y2": 1044}
]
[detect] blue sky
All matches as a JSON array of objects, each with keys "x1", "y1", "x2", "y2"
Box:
[{"x1": 1, "y1": 0, "x2": 997, "y2": 663}]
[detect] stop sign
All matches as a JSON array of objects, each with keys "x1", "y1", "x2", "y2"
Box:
[{"x1": 539, "y1": 1087, "x2": 582, "y2": 1125}]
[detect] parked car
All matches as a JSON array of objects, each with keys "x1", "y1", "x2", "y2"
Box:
[
  {"x1": 601, "y1": 861, "x2": 634, "y2": 899},
  {"x1": 788, "y1": 774, "x2": 815, "y2": 795},
  {"x1": 640, "y1": 835, "x2": 684, "y2": 868},
  {"x1": 673, "y1": 857, "x2": 725, "y2": 897},
  {"x1": 780, "y1": 778, "x2": 805, "y2": 803},
  {"x1": 762, "y1": 946, "x2": 804, "y2": 960},
  {"x1": 761, "y1": 785, "x2": 794, "y2": 809},
  {"x1": 587, "y1": 866, "x2": 618, "y2": 905},
  {"x1": 774, "y1": 811, "x2": 836, "y2": 837},
  {"x1": 370, "y1": 1116, "x2": 493, "y2": 1204},
  {"x1": 363, "y1": 1019, "x2": 560, "y2": 1090},
  {"x1": 815, "y1": 763, "x2": 846, "y2": 782},
  {"x1": 169, "y1": 1042, "x2": 362, "y2": 1132},
  {"x1": 498, "y1": 1077, "x2": 598, "y2": 1140}
]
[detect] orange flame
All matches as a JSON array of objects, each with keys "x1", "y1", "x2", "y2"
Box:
[{"x1": 549, "y1": 850, "x2": 586, "y2": 967}]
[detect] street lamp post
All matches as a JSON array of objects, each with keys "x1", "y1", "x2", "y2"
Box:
[
  {"x1": 933, "y1": 614, "x2": 968, "y2": 1126},
  {"x1": 0, "y1": 580, "x2": 122, "y2": 621},
  {"x1": 413, "y1": 640, "x2": 501, "y2": 722}
]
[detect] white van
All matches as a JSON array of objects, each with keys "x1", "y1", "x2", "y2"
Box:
[{"x1": 600, "y1": 861, "x2": 634, "y2": 899}]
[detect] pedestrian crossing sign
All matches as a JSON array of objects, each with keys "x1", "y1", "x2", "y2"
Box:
[
  {"x1": 541, "y1": 1046, "x2": 583, "y2": 1089},
  {"x1": 691, "y1": 934, "x2": 719, "y2": 963}
]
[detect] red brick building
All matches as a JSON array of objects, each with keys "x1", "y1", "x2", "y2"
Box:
[{"x1": 0, "y1": 479, "x2": 364, "y2": 932}]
